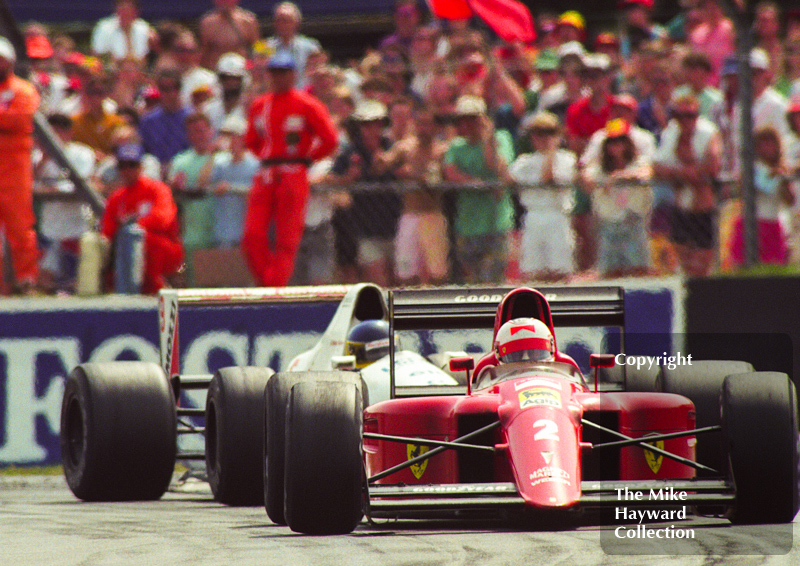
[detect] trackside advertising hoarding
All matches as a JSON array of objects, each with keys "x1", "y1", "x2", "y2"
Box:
[{"x1": 0, "y1": 280, "x2": 681, "y2": 468}]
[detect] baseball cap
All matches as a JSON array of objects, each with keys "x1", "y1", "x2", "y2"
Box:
[
  {"x1": 558, "y1": 41, "x2": 586, "y2": 62},
  {"x1": 26, "y1": 34, "x2": 53, "y2": 59},
  {"x1": 613, "y1": 93, "x2": 638, "y2": 111},
  {"x1": 0, "y1": 37, "x2": 16, "y2": 63},
  {"x1": 352, "y1": 99, "x2": 388, "y2": 122},
  {"x1": 217, "y1": 52, "x2": 247, "y2": 77},
  {"x1": 605, "y1": 118, "x2": 631, "y2": 138},
  {"x1": 116, "y1": 143, "x2": 144, "y2": 163},
  {"x1": 595, "y1": 32, "x2": 620, "y2": 49},
  {"x1": 583, "y1": 53, "x2": 611, "y2": 72},
  {"x1": 535, "y1": 49, "x2": 560, "y2": 71},
  {"x1": 521, "y1": 111, "x2": 560, "y2": 133},
  {"x1": 267, "y1": 51, "x2": 296, "y2": 71},
  {"x1": 557, "y1": 11, "x2": 585, "y2": 32},
  {"x1": 455, "y1": 95, "x2": 487, "y2": 116}
]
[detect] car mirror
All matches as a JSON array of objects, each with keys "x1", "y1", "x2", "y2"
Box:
[{"x1": 590, "y1": 354, "x2": 616, "y2": 369}]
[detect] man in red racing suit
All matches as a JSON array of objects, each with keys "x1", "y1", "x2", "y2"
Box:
[
  {"x1": 101, "y1": 143, "x2": 183, "y2": 294},
  {"x1": 243, "y1": 52, "x2": 338, "y2": 286}
]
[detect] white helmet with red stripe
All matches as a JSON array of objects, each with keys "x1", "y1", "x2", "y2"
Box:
[{"x1": 495, "y1": 318, "x2": 554, "y2": 363}]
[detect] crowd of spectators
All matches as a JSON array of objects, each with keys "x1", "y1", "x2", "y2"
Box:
[{"x1": 9, "y1": 0, "x2": 800, "y2": 295}]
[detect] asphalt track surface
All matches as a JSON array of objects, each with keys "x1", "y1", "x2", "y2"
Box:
[{"x1": 1, "y1": 475, "x2": 797, "y2": 566}]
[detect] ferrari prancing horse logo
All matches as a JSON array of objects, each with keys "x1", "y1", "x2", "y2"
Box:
[
  {"x1": 643, "y1": 439, "x2": 665, "y2": 474},
  {"x1": 407, "y1": 444, "x2": 429, "y2": 479}
]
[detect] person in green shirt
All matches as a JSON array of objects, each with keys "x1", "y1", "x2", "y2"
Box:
[
  {"x1": 168, "y1": 112, "x2": 218, "y2": 286},
  {"x1": 443, "y1": 95, "x2": 515, "y2": 283}
]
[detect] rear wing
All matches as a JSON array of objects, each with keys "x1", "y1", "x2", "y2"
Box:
[
  {"x1": 389, "y1": 286, "x2": 625, "y2": 330},
  {"x1": 158, "y1": 285, "x2": 351, "y2": 379},
  {"x1": 387, "y1": 286, "x2": 625, "y2": 397}
]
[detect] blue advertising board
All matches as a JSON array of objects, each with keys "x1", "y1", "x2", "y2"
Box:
[{"x1": 0, "y1": 279, "x2": 682, "y2": 468}]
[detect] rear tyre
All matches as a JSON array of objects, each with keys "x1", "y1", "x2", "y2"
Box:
[
  {"x1": 264, "y1": 371, "x2": 366, "y2": 525},
  {"x1": 205, "y1": 366, "x2": 274, "y2": 506},
  {"x1": 60, "y1": 362, "x2": 176, "y2": 501},
  {"x1": 657, "y1": 360, "x2": 753, "y2": 475},
  {"x1": 284, "y1": 380, "x2": 364, "y2": 534},
  {"x1": 722, "y1": 372, "x2": 799, "y2": 524}
]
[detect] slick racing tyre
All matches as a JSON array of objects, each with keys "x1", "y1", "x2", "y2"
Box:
[
  {"x1": 264, "y1": 371, "x2": 367, "y2": 525},
  {"x1": 657, "y1": 360, "x2": 753, "y2": 476},
  {"x1": 60, "y1": 362, "x2": 176, "y2": 501},
  {"x1": 205, "y1": 366, "x2": 274, "y2": 506},
  {"x1": 284, "y1": 380, "x2": 364, "y2": 534},
  {"x1": 722, "y1": 372, "x2": 799, "y2": 524}
]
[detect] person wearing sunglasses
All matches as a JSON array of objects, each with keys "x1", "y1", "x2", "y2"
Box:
[
  {"x1": 100, "y1": 143, "x2": 183, "y2": 293},
  {"x1": 653, "y1": 88, "x2": 722, "y2": 276}
]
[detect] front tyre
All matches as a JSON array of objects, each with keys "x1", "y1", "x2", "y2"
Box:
[
  {"x1": 722, "y1": 372, "x2": 799, "y2": 524},
  {"x1": 284, "y1": 380, "x2": 364, "y2": 534},
  {"x1": 60, "y1": 362, "x2": 177, "y2": 501},
  {"x1": 206, "y1": 366, "x2": 274, "y2": 506}
]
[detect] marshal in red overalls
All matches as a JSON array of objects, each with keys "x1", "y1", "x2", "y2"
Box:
[{"x1": 243, "y1": 54, "x2": 338, "y2": 287}]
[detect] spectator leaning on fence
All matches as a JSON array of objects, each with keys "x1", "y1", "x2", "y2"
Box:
[
  {"x1": 729, "y1": 126, "x2": 795, "y2": 267},
  {"x1": 168, "y1": 111, "x2": 218, "y2": 286},
  {"x1": 653, "y1": 88, "x2": 722, "y2": 277},
  {"x1": 583, "y1": 118, "x2": 653, "y2": 278},
  {"x1": 0, "y1": 37, "x2": 41, "y2": 294},
  {"x1": 242, "y1": 52, "x2": 338, "y2": 287},
  {"x1": 507, "y1": 111, "x2": 576, "y2": 281},
  {"x1": 382, "y1": 102, "x2": 451, "y2": 286},
  {"x1": 33, "y1": 113, "x2": 96, "y2": 294},
  {"x1": 209, "y1": 114, "x2": 258, "y2": 248},
  {"x1": 100, "y1": 143, "x2": 183, "y2": 294},
  {"x1": 327, "y1": 99, "x2": 402, "y2": 287},
  {"x1": 443, "y1": 94, "x2": 515, "y2": 284}
]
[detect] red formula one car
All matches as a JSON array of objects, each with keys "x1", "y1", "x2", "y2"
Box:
[
  {"x1": 59, "y1": 285, "x2": 799, "y2": 537},
  {"x1": 267, "y1": 286, "x2": 799, "y2": 534}
]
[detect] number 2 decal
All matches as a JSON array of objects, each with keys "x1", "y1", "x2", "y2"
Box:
[{"x1": 533, "y1": 419, "x2": 560, "y2": 441}]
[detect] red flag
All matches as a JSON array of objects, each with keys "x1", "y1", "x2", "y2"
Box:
[{"x1": 426, "y1": 0, "x2": 536, "y2": 43}]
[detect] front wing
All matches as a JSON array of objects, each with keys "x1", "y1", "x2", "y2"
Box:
[{"x1": 367, "y1": 479, "x2": 734, "y2": 517}]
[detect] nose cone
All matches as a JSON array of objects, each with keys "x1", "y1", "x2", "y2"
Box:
[{"x1": 498, "y1": 378, "x2": 581, "y2": 508}]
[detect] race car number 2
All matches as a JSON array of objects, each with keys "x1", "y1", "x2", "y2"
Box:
[{"x1": 533, "y1": 419, "x2": 559, "y2": 442}]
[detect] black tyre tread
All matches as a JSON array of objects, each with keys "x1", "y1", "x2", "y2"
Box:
[
  {"x1": 206, "y1": 366, "x2": 274, "y2": 506},
  {"x1": 722, "y1": 372, "x2": 799, "y2": 524},
  {"x1": 60, "y1": 362, "x2": 176, "y2": 501},
  {"x1": 284, "y1": 380, "x2": 364, "y2": 534},
  {"x1": 264, "y1": 371, "x2": 366, "y2": 525},
  {"x1": 658, "y1": 360, "x2": 754, "y2": 475}
]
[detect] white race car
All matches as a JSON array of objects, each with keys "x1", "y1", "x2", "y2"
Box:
[{"x1": 60, "y1": 283, "x2": 460, "y2": 506}]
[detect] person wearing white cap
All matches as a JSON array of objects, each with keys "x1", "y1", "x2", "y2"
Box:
[
  {"x1": 204, "y1": 52, "x2": 248, "y2": 132},
  {"x1": 442, "y1": 94, "x2": 515, "y2": 284},
  {"x1": 0, "y1": 36, "x2": 41, "y2": 294},
  {"x1": 209, "y1": 114, "x2": 258, "y2": 248},
  {"x1": 727, "y1": 48, "x2": 790, "y2": 178}
]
